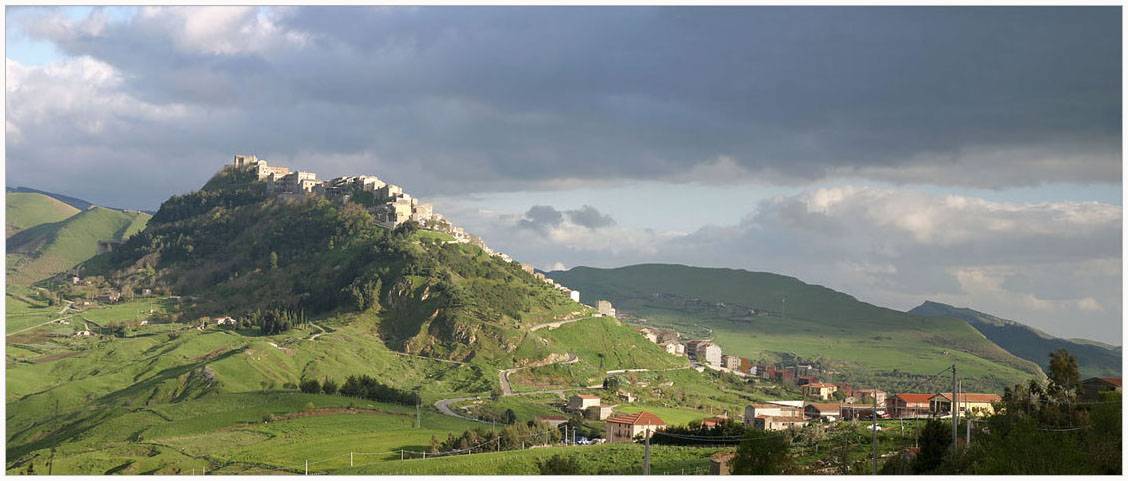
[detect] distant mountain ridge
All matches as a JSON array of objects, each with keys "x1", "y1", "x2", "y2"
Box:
[
  {"x1": 909, "y1": 301, "x2": 1120, "y2": 378},
  {"x1": 550, "y1": 263, "x2": 1045, "y2": 392},
  {"x1": 7, "y1": 186, "x2": 95, "y2": 210}
]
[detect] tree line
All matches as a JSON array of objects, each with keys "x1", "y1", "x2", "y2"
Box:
[{"x1": 298, "y1": 374, "x2": 421, "y2": 407}]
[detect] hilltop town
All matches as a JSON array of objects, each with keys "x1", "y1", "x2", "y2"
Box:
[{"x1": 230, "y1": 154, "x2": 584, "y2": 302}]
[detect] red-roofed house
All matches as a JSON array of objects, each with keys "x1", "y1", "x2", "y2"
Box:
[
  {"x1": 605, "y1": 411, "x2": 666, "y2": 441},
  {"x1": 1081, "y1": 377, "x2": 1122, "y2": 402},
  {"x1": 887, "y1": 393, "x2": 933, "y2": 419}
]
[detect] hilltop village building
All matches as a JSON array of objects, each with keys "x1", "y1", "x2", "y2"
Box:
[{"x1": 228, "y1": 154, "x2": 586, "y2": 302}]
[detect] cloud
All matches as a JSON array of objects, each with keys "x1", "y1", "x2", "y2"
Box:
[
  {"x1": 6, "y1": 6, "x2": 1121, "y2": 209},
  {"x1": 516, "y1": 205, "x2": 565, "y2": 232},
  {"x1": 566, "y1": 205, "x2": 616, "y2": 229},
  {"x1": 451, "y1": 187, "x2": 1121, "y2": 343}
]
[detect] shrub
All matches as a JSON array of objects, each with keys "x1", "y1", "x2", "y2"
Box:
[{"x1": 299, "y1": 379, "x2": 321, "y2": 394}]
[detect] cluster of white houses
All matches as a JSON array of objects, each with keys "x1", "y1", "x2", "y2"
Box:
[
  {"x1": 741, "y1": 390, "x2": 1008, "y2": 431},
  {"x1": 632, "y1": 327, "x2": 746, "y2": 371}
]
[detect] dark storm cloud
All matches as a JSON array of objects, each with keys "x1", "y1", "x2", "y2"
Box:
[
  {"x1": 6, "y1": 6, "x2": 1121, "y2": 209},
  {"x1": 566, "y1": 205, "x2": 616, "y2": 230},
  {"x1": 517, "y1": 205, "x2": 565, "y2": 232}
]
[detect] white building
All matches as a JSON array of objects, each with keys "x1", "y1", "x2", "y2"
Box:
[
  {"x1": 597, "y1": 300, "x2": 616, "y2": 317},
  {"x1": 569, "y1": 290, "x2": 581, "y2": 303},
  {"x1": 696, "y1": 343, "x2": 722, "y2": 368}
]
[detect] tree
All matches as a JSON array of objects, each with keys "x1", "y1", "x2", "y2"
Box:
[
  {"x1": 270, "y1": 251, "x2": 279, "y2": 270},
  {"x1": 912, "y1": 419, "x2": 952, "y2": 474},
  {"x1": 732, "y1": 430, "x2": 791, "y2": 474},
  {"x1": 503, "y1": 408, "x2": 518, "y2": 425},
  {"x1": 1048, "y1": 349, "x2": 1080, "y2": 395},
  {"x1": 537, "y1": 454, "x2": 582, "y2": 475},
  {"x1": 603, "y1": 376, "x2": 622, "y2": 391},
  {"x1": 322, "y1": 378, "x2": 338, "y2": 395},
  {"x1": 299, "y1": 379, "x2": 321, "y2": 394}
]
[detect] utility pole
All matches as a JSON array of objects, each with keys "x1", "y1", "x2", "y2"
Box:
[
  {"x1": 871, "y1": 390, "x2": 878, "y2": 475},
  {"x1": 350, "y1": 452, "x2": 354, "y2": 467},
  {"x1": 304, "y1": 460, "x2": 308, "y2": 475},
  {"x1": 643, "y1": 429, "x2": 651, "y2": 475},
  {"x1": 416, "y1": 400, "x2": 421, "y2": 429},
  {"x1": 951, "y1": 365, "x2": 958, "y2": 450},
  {"x1": 966, "y1": 417, "x2": 972, "y2": 445}
]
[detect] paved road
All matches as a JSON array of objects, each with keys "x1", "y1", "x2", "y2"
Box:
[{"x1": 433, "y1": 396, "x2": 490, "y2": 423}]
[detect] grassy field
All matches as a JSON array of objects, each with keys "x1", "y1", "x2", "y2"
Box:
[
  {"x1": 335, "y1": 443, "x2": 721, "y2": 475},
  {"x1": 5, "y1": 192, "x2": 79, "y2": 237}
]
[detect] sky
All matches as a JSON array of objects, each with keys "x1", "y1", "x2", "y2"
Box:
[{"x1": 5, "y1": 6, "x2": 1123, "y2": 343}]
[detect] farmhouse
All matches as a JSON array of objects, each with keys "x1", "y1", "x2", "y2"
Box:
[
  {"x1": 605, "y1": 411, "x2": 665, "y2": 442},
  {"x1": 804, "y1": 402, "x2": 841, "y2": 421},
  {"x1": 585, "y1": 405, "x2": 614, "y2": 420},
  {"x1": 801, "y1": 382, "x2": 838, "y2": 400},
  {"x1": 929, "y1": 392, "x2": 1002, "y2": 417},
  {"x1": 744, "y1": 402, "x2": 804, "y2": 426},
  {"x1": 1081, "y1": 377, "x2": 1122, "y2": 401},
  {"x1": 887, "y1": 393, "x2": 933, "y2": 419},
  {"x1": 567, "y1": 394, "x2": 602, "y2": 412}
]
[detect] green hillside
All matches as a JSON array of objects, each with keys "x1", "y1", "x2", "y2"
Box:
[
  {"x1": 5, "y1": 168, "x2": 771, "y2": 474},
  {"x1": 910, "y1": 301, "x2": 1120, "y2": 378},
  {"x1": 549, "y1": 264, "x2": 1045, "y2": 392},
  {"x1": 6, "y1": 206, "x2": 151, "y2": 286},
  {"x1": 5, "y1": 192, "x2": 80, "y2": 237}
]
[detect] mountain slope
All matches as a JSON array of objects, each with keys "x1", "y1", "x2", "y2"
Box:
[
  {"x1": 6, "y1": 206, "x2": 151, "y2": 285},
  {"x1": 5, "y1": 191, "x2": 81, "y2": 237},
  {"x1": 910, "y1": 301, "x2": 1121, "y2": 378},
  {"x1": 7, "y1": 186, "x2": 96, "y2": 210},
  {"x1": 550, "y1": 264, "x2": 1045, "y2": 391}
]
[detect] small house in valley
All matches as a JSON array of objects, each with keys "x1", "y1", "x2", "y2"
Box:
[
  {"x1": 887, "y1": 393, "x2": 933, "y2": 419},
  {"x1": 804, "y1": 402, "x2": 841, "y2": 421},
  {"x1": 567, "y1": 394, "x2": 601, "y2": 412},
  {"x1": 1081, "y1": 377, "x2": 1122, "y2": 401},
  {"x1": 605, "y1": 411, "x2": 665, "y2": 442}
]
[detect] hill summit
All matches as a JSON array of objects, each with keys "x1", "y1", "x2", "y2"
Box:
[{"x1": 87, "y1": 155, "x2": 584, "y2": 362}]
